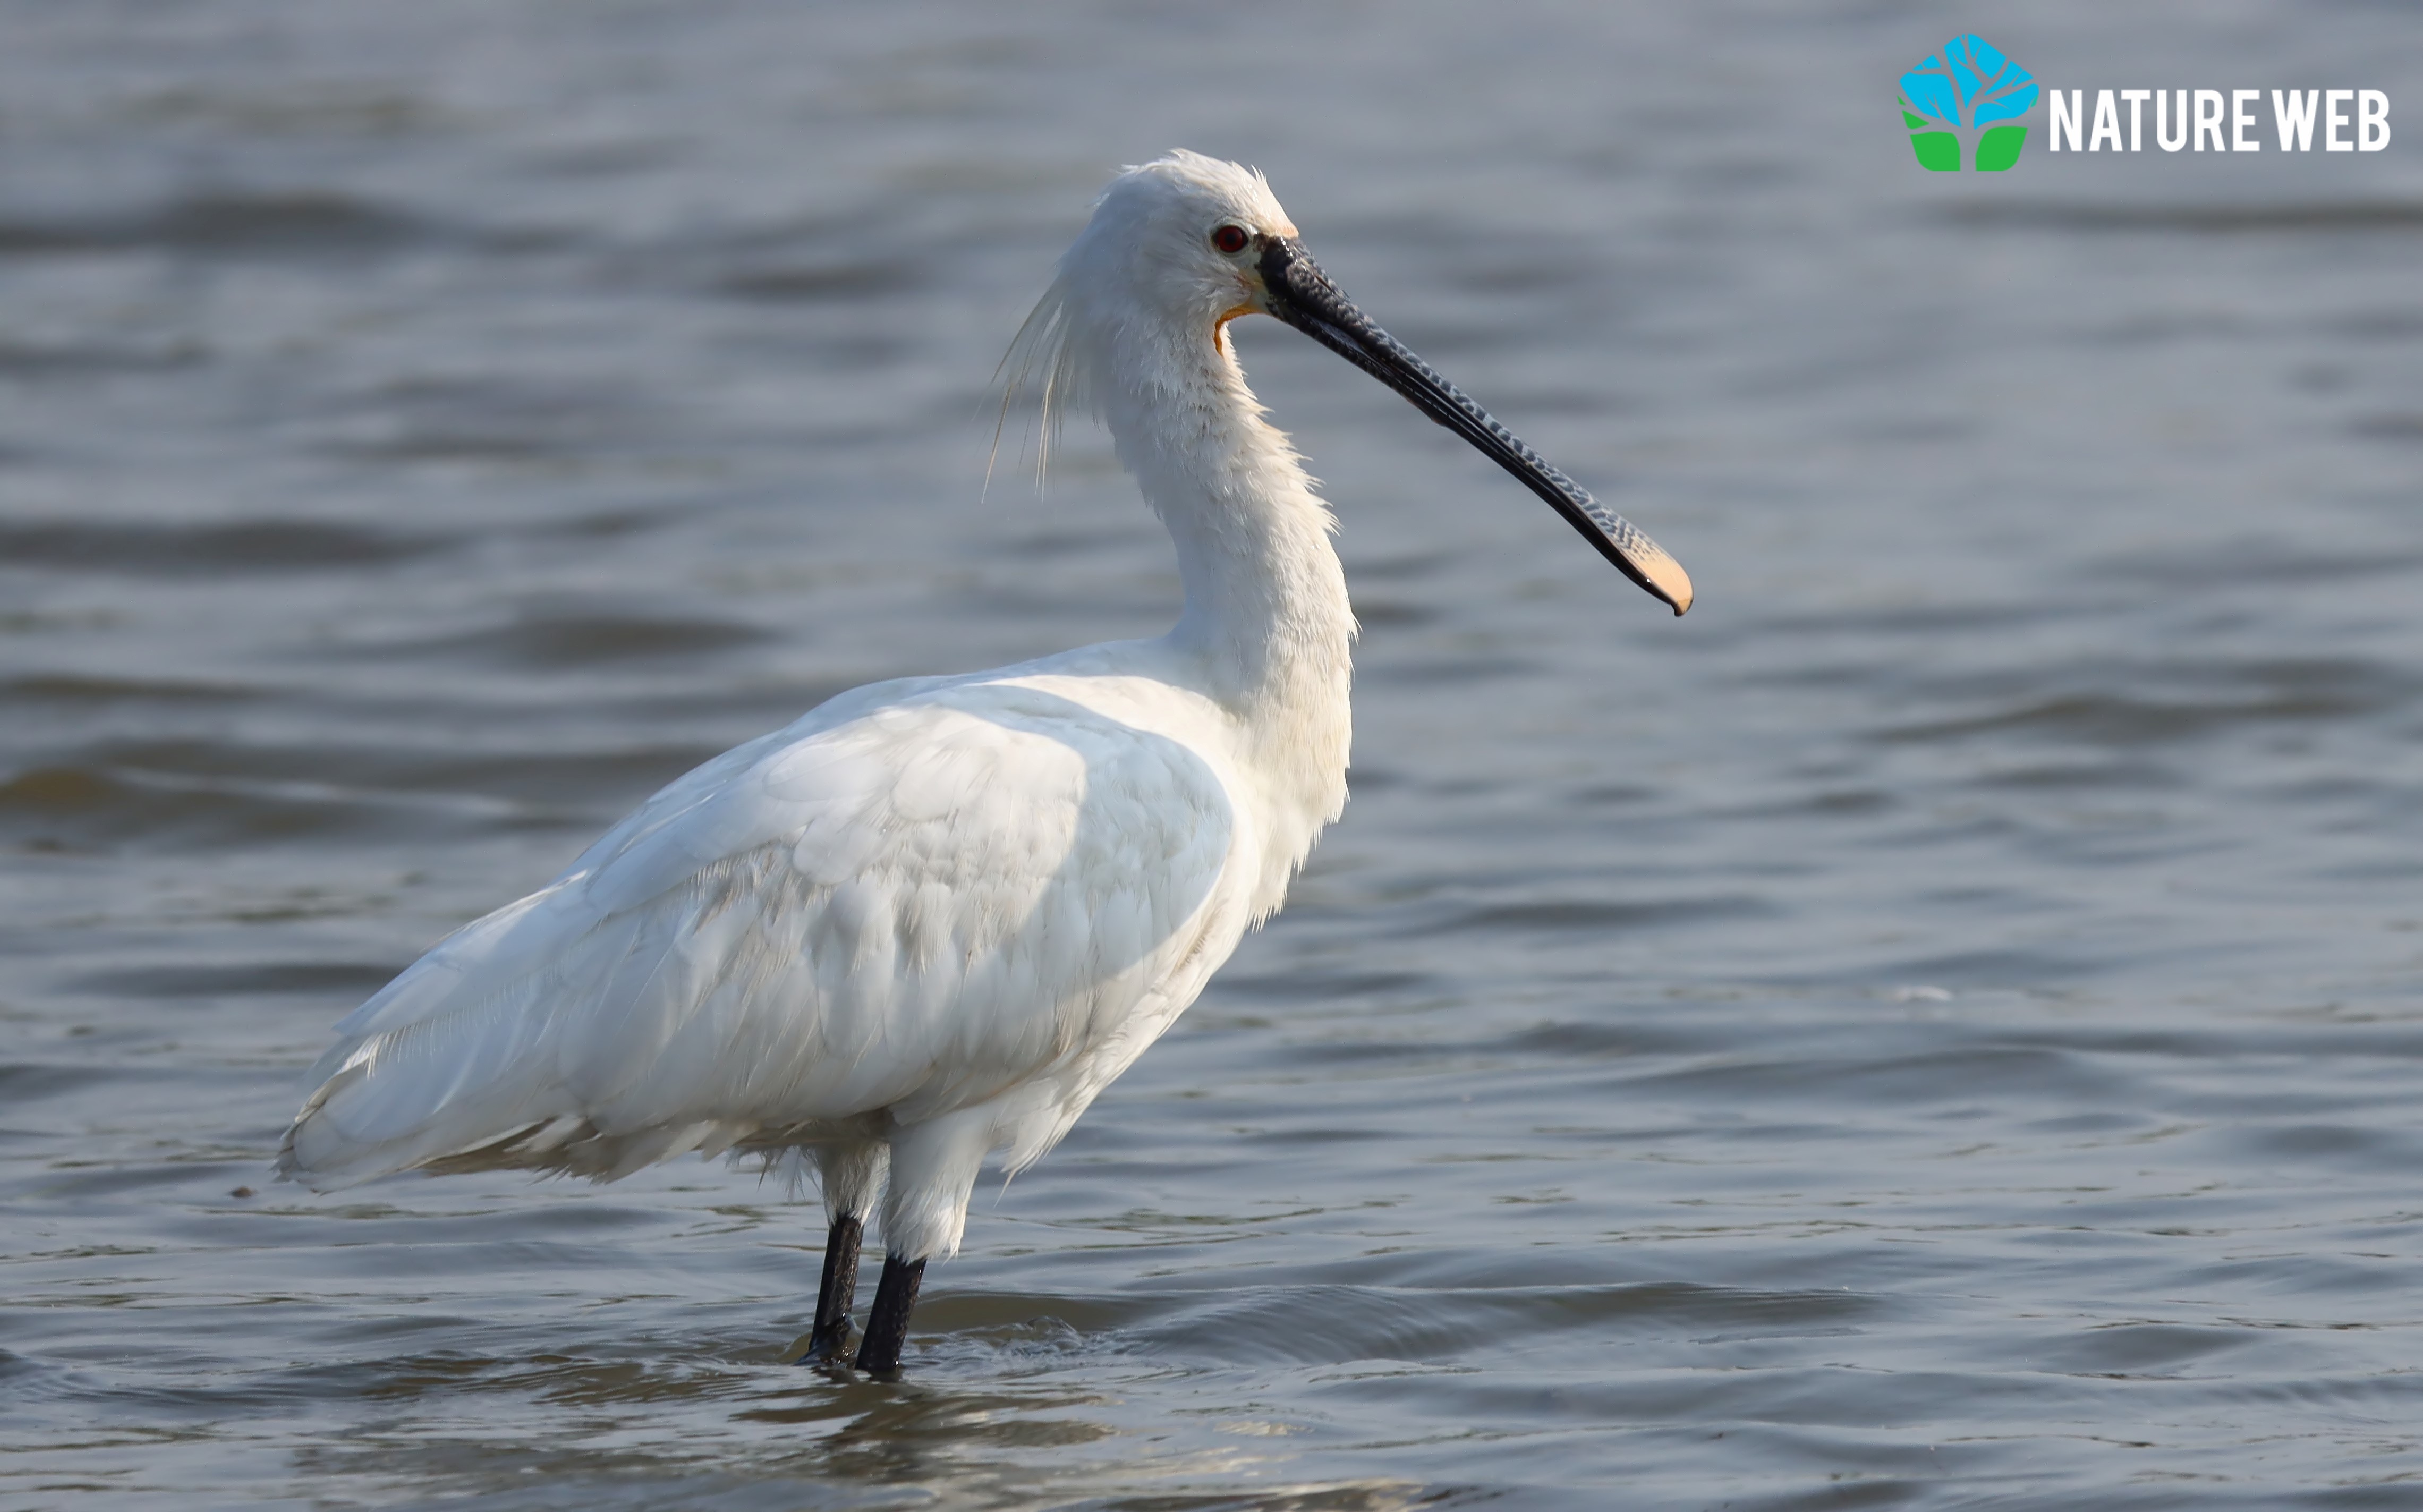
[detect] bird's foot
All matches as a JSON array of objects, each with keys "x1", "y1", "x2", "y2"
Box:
[
  {"x1": 851, "y1": 1254, "x2": 925, "y2": 1377},
  {"x1": 793, "y1": 1321, "x2": 854, "y2": 1366},
  {"x1": 795, "y1": 1213, "x2": 866, "y2": 1367}
]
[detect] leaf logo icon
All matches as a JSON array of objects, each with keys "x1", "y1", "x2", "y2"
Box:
[{"x1": 1900, "y1": 35, "x2": 2041, "y2": 172}]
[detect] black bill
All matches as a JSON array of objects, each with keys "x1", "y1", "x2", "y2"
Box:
[{"x1": 1256, "y1": 237, "x2": 1691, "y2": 616}]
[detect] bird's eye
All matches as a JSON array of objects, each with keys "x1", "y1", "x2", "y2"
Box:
[{"x1": 1211, "y1": 224, "x2": 1249, "y2": 254}]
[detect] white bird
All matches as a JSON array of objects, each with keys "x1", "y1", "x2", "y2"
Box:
[{"x1": 276, "y1": 150, "x2": 1690, "y2": 1374}]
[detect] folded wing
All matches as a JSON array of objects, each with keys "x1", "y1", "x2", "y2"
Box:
[{"x1": 278, "y1": 681, "x2": 1234, "y2": 1190}]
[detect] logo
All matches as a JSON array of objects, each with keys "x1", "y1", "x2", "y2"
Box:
[{"x1": 1900, "y1": 35, "x2": 2040, "y2": 172}]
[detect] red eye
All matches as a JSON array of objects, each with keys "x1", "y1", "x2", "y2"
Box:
[{"x1": 1211, "y1": 224, "x2": 1249, "y2": 254}]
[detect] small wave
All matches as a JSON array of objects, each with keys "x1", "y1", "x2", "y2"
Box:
[
  {"x1": 72, "y1": 961, "x2": 403, "y2": 999},
  {"x1": 0, "y1": 520, "x2": 443, "y2": 576},
  {"x1": 1938, "y1": 199, "x2": 2423, "y2": 235},
  {"x1": 1414, "y1": 895, "x2": 1772, "y2": 937},
  {"x1": 715, "y1": 259, "x2": 927, "y2": 303},
  {"x1": 0, "y1": 191, "x2": 437, "y2": 258},
  {"x1": 1878, "y1": 658, "x2": 2407, "y2": 747},
  {"x1": 343, "y1": 612, "x2": 772, "y2": 669}
]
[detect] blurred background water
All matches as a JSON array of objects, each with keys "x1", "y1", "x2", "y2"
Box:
[{"x1": 4, "y1": 2, "x2": 2421, "y2": 1507}]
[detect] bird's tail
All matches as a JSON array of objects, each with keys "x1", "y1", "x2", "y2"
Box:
[
  {"x1": 274, "y1": 871, "x2": 783, "y2": 1191},
  {"x1": 275, "y1": 882, "x2": 600, "y2": 1191}
]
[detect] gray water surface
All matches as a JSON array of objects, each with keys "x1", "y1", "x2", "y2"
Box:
[{"x1": 6, "y1": 3, "x2": 2423, "y2": 1507}]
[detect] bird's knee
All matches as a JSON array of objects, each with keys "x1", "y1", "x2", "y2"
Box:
[
  {"x1": 878, "y1": 1110, "x2": 996, "y2": 1263},
  {"x1": 818, "y1": 1142, "x2": 889, "y2": 1223}
]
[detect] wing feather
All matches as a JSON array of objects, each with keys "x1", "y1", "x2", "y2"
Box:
[{"x1": 279, "y1": 681, "x2": 1233, "y2": 1190}]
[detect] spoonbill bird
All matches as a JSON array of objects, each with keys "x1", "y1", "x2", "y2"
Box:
[{"x1": 277, "y1": 150, "x2": 1690, "y2": 1374}]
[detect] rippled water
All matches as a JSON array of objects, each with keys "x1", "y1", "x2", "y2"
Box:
[{"x1": 6, "y1": 3, "x2": 2422, "y2": 1507}]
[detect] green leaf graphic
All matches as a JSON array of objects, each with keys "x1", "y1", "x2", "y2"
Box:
[
  {"x1": 1909, "y1": 131, "x2": 1961, "y2": 172},
  {"x1": 1975, "y1": 125, "x2": 2028, "y2": 172}
]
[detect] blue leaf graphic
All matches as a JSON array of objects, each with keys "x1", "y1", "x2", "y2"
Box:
[
  {"x1": 1900, "y1": 34, "x2": 2036, "y2": 130},
  {"x1": 1900, "y1": 60, "x2": 1958, "y2": 126},
  {"x1": 1959, "y1": 35, "x2": 2012, "y2": 77},
  {"x1": 1975, "y1": 83, "x2": 2039, "y2": 126}
]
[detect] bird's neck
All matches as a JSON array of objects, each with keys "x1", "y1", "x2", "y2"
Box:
[{"x1": 1106, "y1": 324, "x2": 1354, "y2": 861}]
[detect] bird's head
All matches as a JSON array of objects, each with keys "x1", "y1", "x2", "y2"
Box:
[
  {"x1": 1009, "y1": 150, "x2": 1692, "y2": 616},
  {"x1": 1063, "y1": 149, "x2": 1299, "y2": 339}
]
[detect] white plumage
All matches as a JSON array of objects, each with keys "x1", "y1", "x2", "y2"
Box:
[
  {"x1": 278, "y1": 151, "x2": 1686, "y2": 1365},
  {"x1": 284, "y1": 668, "x2": 1277, "y2": 1264}
]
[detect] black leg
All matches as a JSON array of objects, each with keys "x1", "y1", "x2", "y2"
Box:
[
  {"x1": 852, "y1": 1252, "x2": 925, "y2": 1375},
  {"x1": 797, "y1": 1214, "x2": 862, "y2": 1363}
]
